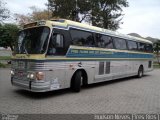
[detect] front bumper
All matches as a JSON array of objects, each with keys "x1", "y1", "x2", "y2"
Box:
[{"x1": 11, "y1": 77, "x2": 53, "y2": 92}]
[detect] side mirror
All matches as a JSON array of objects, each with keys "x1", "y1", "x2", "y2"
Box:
[{"x1": 55, "y1": 34, "x2": 64, "y2": 48}]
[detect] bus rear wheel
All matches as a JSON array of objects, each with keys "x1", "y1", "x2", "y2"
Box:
[
  {"x1": 137, "y1": 66, "x2": 144, "y2": 78},
  {"x1": 71, "y1": 71, "x2": 83, "y2": 92}
]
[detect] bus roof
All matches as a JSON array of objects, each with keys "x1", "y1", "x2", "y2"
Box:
[{"x1": 24, "y1": 19, "x2": 153, "y2": 44}]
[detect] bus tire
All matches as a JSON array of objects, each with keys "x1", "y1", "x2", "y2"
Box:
[
  {"x1": 137, "y1": 66, "x2": 144, "y2": 78},
  {"x1": 71, "y1": 71, "x2": 82, "y2": 92}
]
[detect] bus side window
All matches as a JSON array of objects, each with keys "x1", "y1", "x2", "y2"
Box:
[
  {"x1": 127, "y1": 40, "x2": 138, "y2": 51},
  {"x1": 138, "y1": 42, "x2": 146, "y2": 52},
  {"x1": 70, "y1": 29, "x2": 95, "y2": 47},
  {"x1": 145, "y1": 44, "x2": 153, "y2": 53},
  {"x1": 113, "y1": 37, "x2": 127, "y2": 50},
  {"x1": 97, "y1": 34, "x2": 113, "y2": 49}
]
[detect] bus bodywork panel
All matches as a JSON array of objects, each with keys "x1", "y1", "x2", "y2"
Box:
[{"x1": 11, "y1": 57, "x2": 153, "y2": 92}]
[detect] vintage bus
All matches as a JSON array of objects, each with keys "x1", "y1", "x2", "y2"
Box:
[{"x1": 11, "y1": 19, "x2": 154, "y2": 92}]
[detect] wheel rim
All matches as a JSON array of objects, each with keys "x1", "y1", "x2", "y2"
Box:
[
  {"x1": 80, "y1": 76, "x2": 83, "y2": 86},
  {"x1": 139, "y1": 71, "x2": 142, "y2": 77},
  {"x1": 139, "y1": 67, "x2": 143, "y2": 77}
]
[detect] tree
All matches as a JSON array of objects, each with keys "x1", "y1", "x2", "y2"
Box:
[
  {"x1": 48, "y1": 0, "x2": 128, "y2": 30},
  {"x1": 14, "y1": 14, "x2": 31, "y2": 27},
  {"x1": 90, "y1": 0, "x2": 128, "y2": 30},
  {"x1": 14, "y1": 6, "x2": 52, "y2": 26},
  {"x1": 153, "y1": 41, "x2": 160, "y2": 65},
  {"x1": 0, "y1": 0, "x2": 10, "y2": 23},
  {"x1": 0, "y1": 24, "x2": 19, "y2": 51},
  {"x1": 48, "y1": 0, "x2": 78, "y2": 20},
  {"x1": 29, "y1": 6, "x2": 52, "y2": 21}
]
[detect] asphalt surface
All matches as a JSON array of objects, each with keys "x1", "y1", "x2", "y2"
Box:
[{"x1": 0, "y1": 69, "x2": 160, "y2": 114}]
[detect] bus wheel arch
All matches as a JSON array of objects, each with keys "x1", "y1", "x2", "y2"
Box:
[
  {"x1": 137, "y1": 65, "x2": 144, "y2": 78},
  {"x1": 70, "y1": 69, "x2": 88, "y2": 92}
]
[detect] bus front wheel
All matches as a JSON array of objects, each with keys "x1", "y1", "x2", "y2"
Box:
[
  {"x1": 137, "y1": 66, "x2": 144, "y2": 78},
  {"x1": 71, "y1": 71, "x2": 83, "y2": 92}
]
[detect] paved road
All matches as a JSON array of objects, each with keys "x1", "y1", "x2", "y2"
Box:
[
  {"x1": 0, "y1": 50, "x2": 11, "y2": 56},
  {"x1": 0, "y1": 69, "x2": 160, "y2": 114}
]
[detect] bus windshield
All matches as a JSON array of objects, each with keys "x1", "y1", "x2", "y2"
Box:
[{"x1": 16, "y1": 26, "x2": 50, "y2": 54}]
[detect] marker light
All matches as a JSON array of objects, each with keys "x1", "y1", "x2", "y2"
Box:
[{"x1": 37, "y1": 21, "x2": 46, "y2": 26}]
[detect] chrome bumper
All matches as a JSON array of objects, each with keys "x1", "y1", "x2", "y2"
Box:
[{"x1": 11, "y1": 77, "x2": 52, "y2": 92}]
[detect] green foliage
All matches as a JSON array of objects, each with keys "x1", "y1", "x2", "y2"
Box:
[
  {"x1": 48, "y1": 0, "x2": 76, "y2": 20},
  {"x1": 0, "y1": 0, "x2": 10, "y2": 23},
  {"x1": 48, "y1": 0, "x2": 129, "y2": 30},
  {"x1": 0, "y1": 24, "x2": 19, "y2": 51},
  {"x1": 153, "y1": 63, "x2": 160, "y2": 68},
  {"x1": 0, "y1": 56, "x2": 11, "y2": 60},
  {"x1": 153, "y1": 41, "x2": 160, "y2": 55},
  {"x1": 0, "y1": 62, "x2": 6, "y2": 68},
  {"x1": 153, "y1": 41, "x2": 160, "y2": 65}
]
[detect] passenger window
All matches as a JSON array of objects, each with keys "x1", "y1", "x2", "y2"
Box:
[
  {"x1": 128, "y1": 40, "x2": 138, "y2": 51},
  {"x1": 138, "y1": 42, "x2": 146, "y2": 52},
  {"x1": 97, "y1": 34, "x2": 113, "y2": 49},
  {"x1": 113, "y1": 37, "x2": 127, "y2": 50},
  {"x1": 70, "y1": 29, "x2": 95, "y2": 47},
  {"x1": 145, "y1": 44, "x2": 153, "y2": 53}
]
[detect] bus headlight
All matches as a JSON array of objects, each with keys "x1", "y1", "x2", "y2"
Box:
[
  {"x1": 36, "y1": 72, "x2": 44, "y2": 80},
  {"x1": 27, "y1": 73, "x2": 35, "y2": 79}
]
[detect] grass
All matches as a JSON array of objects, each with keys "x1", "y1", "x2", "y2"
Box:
[
  {"x1": 0, "y1": 63, "x2": 7, "y2": 68},
  {"x1": 0, "y1": 56, "x2": 11, "y2": 60},
  {"x1": 0, "y1": 56, "x2": 11, "y2": 68},
  {"x1": 0, "y1": 62, "x2": 11, "y2": 68},
  {"x1": 153, "y1": 64, "x2": 160, "y2": 68}
]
